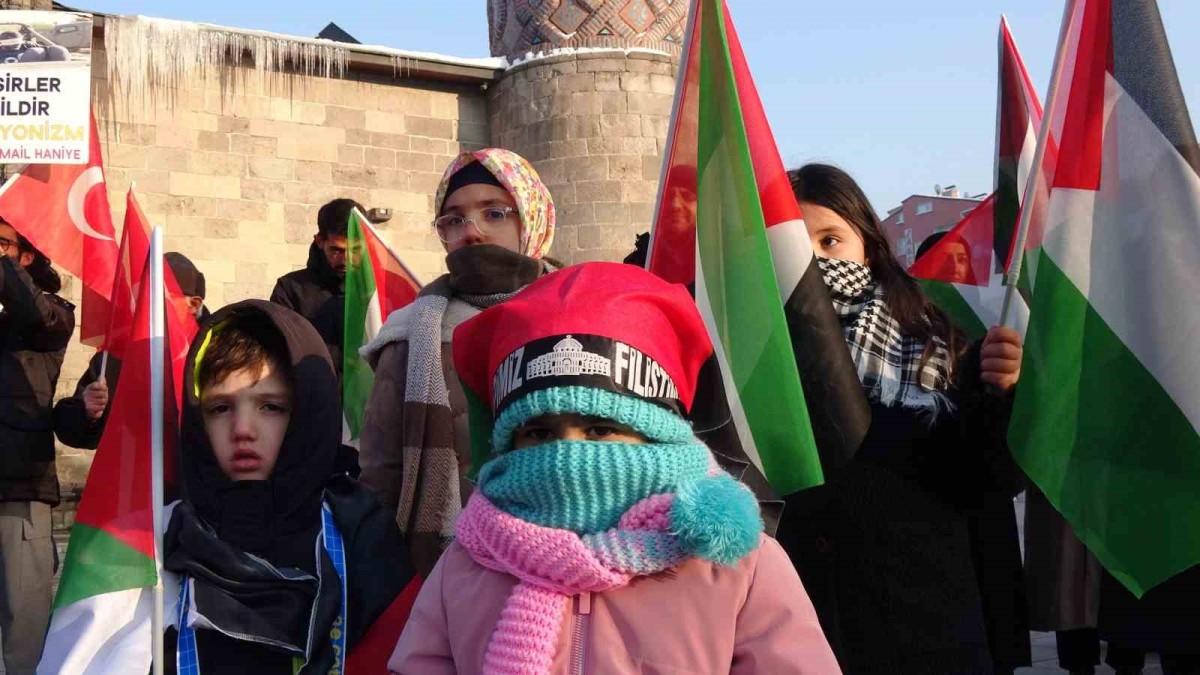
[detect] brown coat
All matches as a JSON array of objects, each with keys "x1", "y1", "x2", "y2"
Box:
[{"x1": 358, "y1": 299, "x2": 481, "y2": 577}]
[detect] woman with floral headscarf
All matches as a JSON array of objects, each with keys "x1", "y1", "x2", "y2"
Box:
[{"x1": 358, "y1": 149, "x2": 557, "y2": 577}]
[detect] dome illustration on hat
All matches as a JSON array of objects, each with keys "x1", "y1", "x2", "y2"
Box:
[{"x1": 527, "y1": 335, "x2": 612, "y2": 380}]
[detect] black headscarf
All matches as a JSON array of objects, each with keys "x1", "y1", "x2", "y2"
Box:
[
  {"x1": 164, "y1": 300, "x2": 345, "y2": 673},
  {"x1": 177, "y1": 300, "x2": 340, "y2": 570}
]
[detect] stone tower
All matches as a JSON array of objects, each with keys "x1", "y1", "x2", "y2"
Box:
[{"x1": 487, "y1": 0, "x2": 689, "y2": 264}]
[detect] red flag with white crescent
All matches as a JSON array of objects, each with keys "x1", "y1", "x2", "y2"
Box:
[{"x1": 0, "y1": 113, "x2": 117, "y2": 346}]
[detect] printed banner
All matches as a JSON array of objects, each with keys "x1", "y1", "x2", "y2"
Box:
[{"x1": 0, "y1": 10, "x2": 93, "y2": 164}]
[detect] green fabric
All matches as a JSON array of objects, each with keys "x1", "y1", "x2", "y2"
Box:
[
  {"x1": 342, "y1": 210, "x2": 376, "y2": 442},
  {"x1": 1010, "y1": 252, "x2": 1200, "y2": 597},
  {"x1": 919, "y1": 279, "x2": 989, "y2": 340},
  {"x1": 54, "y1": 523, "x2": 156, "y2": 609}
]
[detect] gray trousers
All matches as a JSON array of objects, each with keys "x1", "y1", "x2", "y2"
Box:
[{"x1": 0, "y1": 502, "x2": 53, "y2": 675}]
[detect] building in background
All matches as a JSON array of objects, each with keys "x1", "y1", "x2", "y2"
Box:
[
  {"x1": 881, "y1": 184, "x2": 985, "y2": 267},
  {"x1": 0, "y1": 0, "x2": 689, "y2": 537}
]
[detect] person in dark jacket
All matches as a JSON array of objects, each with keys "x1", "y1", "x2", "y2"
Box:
[
  {"x1": 777, "y1": 164, "x2": 1028, "y2": 675},
  {"x1": 270, "y1": 197, "x2": 363, "y2": 374},
  {"x1": 53, "y1": 251, "x2": 209, "y2": 450},
  {"x1": 162, "y1": 300, "x2": 417, "y2": 673},
  {"x1": 0, "y1": 221, "x2": 74, "y2": 674}
]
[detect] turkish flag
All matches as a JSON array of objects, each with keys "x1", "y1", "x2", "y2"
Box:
[
  {"x1": 111, "y1": 189, "x2": 199, "y2": 410},
  {"x1": 0, "y1": 113, "x2": 118, "y2": 346}
]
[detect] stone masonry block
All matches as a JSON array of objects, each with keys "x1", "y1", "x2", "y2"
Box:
[
  {"x1": 649, "y1": 74, "x2": 677, "y2": 95},
  {"x1": 594, "y1": 72, "x2": 622, "y2": 92},
  {"x1": 155, "y1": 126, "x2": 199, "y2": 149},
  {"x1": 620, "y1": 72, "x2": 653, "y2": 93},
  {"x1": 557, "y1": 73, "x2": 596, "y2": 95},
  {"x1": 407, "y1": 117, "x2": 454, "y2": 140},
  {"x1": 326, "y1": 106, "x2": 366, "y2": 130},
  {"x1": 191, "y1": 152, "x2": 245, "y2": 176},
  {"x1": 600, "y1": 114, "x2": 643, "y2": 138},
  {"x1": 218, "y1": 117, "x2": 252, "y2": 134},
  {"x1": 607, "y1": 155, "x2": 643, "y2": 181},
  {"x1": 595, "y1": 202, "x2": 631, "y2": 223},
  {"x1": 216, "y1": 199, "x2": 270, "y2": 222},
  {"x1": 641, "y1": 115, "x2": 669, "y2": 139},
  {"x1": 566, "y1": 155, "x2": 608, "y2": 182},
  {"x1": 556, "y1": 202, "x2": 595, "y2": 226},
  {"x1": 576, "y1": 225, "x2": 605, "y2": 249},
  {"x1": 574, "y1": 180, "x2": 622, "y2": 203},
  {"x1": 337, "y1": 145, "x2": 365, "y2": 166},
  {"x1": 370, "y1": 132, "x2": 411, "y2": 151},
  {"x1": 396, "y1": 152, "x2": 436, "y2": 173},
  {"x1": 107, "y1": 144, "x2": 146, "y2": 169},
  {"x1": 169, "y1": 173, "x2": 240, "y2": 200},
  {"x1": 295, "y1": 161, "x2": 333, "y2": 184},
  {"x1": 566, "y1": 115, "x2": 601, "y2": 140},
  {"x1": 625, "y1": 58, "x2": 677, "y2": 76},
  {"x1": 197, "y1": 130, "x2": 230, "y2": 152},
  {"x1": 410, "y1": 137, "x2": 450, "y2": 156},
  {"x1": 601, "y1": 93, "x2": 629, "y2": 114},
  {"x1": 247, "y1": 157, "x2": 295, "y2": 181},
  {"x1": 240, "y1": 178, "x2": 289, "y2": 203},
  {"x1": 578, "y1": 58, "x2": 628, "y2": 73},
  {"x1": 277, "y1": 139, "x2": 339, "y2": 163},
  {"x1": 125, "y1": 169, "x2": 170, "y2": 195},
  {"x1": 627, "y1": 93, "x2": 673, "y2": 116},
  {"x1": 235, "y1": 261, "x2": 268, "y2": 284},
  {"x1": 204, "y1": 218, "x2": 238, "y2": 239},
  {"x1": 406, "y1": 172, "x2": 441, "y2": 195},
  {"x1": 147, "y1": 146, "x2": 191, "y2": 172},
  {"x1": 364, "y1": 147, "x2": 397, "y2": 169},
  {"x1": 642, "y1": 154, "x2": 664, "y2": 180},
  {"x1": 586, "y1": 137, "x2": 625, "y2": 155},
  {"x1": 621, "y1": 179, "x2": 659, "y2": 204},
  {"x1": 230, "y1": 134, "x2": 277, "y2": 157},
  {"x1": 365, "y1": 110, "x2": 406, "y2": 135}
]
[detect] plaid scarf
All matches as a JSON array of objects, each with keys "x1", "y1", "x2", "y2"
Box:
[
  {"x1": 395, "y1": 246, "x2": 553, "y2": 563},
  {"x1": 818, "y1": 256, "x2": 953, "y2": 414}
]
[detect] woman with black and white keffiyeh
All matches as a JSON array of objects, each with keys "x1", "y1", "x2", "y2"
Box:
[{"x1": 774, "y1": 164, "x2": 1029, "y2": 675}]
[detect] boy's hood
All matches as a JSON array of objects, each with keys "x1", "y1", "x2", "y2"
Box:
[{"x1": 179, "y1": 299, "x2": 340, "y2": 567}]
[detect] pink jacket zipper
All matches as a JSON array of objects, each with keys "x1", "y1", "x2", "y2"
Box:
[{"x1": 570, "y1": 591, "x2": 592, "y2": 675}]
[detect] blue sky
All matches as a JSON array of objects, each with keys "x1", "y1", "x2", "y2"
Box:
[{"x1": 82, "y1": 0, "x2": 1199, "y2": 214}]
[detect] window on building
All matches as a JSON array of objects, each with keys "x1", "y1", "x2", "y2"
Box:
[
  {"x1": 896, "y1": 212, "x2": 905, "y2": 225},
  {"x1": 916, "y1": 201, "x2": 933, "y2": 215}
]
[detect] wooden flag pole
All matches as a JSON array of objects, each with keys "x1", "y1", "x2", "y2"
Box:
[{"x1": 999, "y1": 0, "x2": 1074, "y2": 327}]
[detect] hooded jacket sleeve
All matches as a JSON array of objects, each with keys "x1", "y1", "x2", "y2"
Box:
[
  {"x1": 359, "y1": 340, "x2": 409, "y2": 515},
  {"x1": 269, "y1": 277, "x2": 298, "y2": 312},
  {"x1": 732, "y1": 537, "x2": 843, "y2": 674},
  {"x1": 53, "y1": 352, "x2": 117, "y2": 449},
  {"x1": 388, "y1": 552, "x2": 455, "y2": 674},
  {"x1": 0, "y1": 256, "x2": 73, "y2": 351}
]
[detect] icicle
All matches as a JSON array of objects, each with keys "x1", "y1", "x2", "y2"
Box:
[{"x1": 103, "y1": 15, "x2": 348, "y2": 115}]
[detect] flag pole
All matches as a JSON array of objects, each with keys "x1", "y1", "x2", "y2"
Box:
[
  {"x1": 999, "y1": 1, "x2": 1073, "y2": 326},
  {"x1": 148, "y1": 227, "x2": 166, "y2": 675},
  {"x1": 643, "y1": 0, "x2": 700, "y2": 272}
]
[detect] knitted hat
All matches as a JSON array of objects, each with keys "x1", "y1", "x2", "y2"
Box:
[{"x1": 453, "y1": 262, "x2": 713, "y2": 466}]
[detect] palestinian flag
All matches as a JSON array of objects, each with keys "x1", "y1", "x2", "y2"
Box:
[
  {"x1": 910, "y1": 17, "x2": 1039, "y2": 339},
  {"x1": 1010, "y1": 0, "x2": 1200, "y2": 597},
  {"x1": 646, "y1": 0, "x2": 869, "y2": 493},
  {"x1": 39, "y1": 247, "x2": 179, "y2": 673},
  {"x1": 343, "y1": 208, "x2": 421, "y2": 446}
]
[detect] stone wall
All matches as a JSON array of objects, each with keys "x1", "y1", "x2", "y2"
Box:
[
  {"x1": 50, "y1": 48, "x2": 491, "y2": 520},
  {"x1": 488, "y1": 51, "x2": 677, "y2": 265}
]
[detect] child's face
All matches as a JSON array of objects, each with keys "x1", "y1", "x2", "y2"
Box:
[
  {"x1": 200, "y1": 363, "x2": 292, "y2": 481},
  {"x1": 512, "y1": 413, "x2": 647, "y2": 450}
]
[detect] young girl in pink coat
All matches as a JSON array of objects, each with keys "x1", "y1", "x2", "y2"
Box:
[{"x1": 390, "y1": 262, "x2": 840, "y2": 674}]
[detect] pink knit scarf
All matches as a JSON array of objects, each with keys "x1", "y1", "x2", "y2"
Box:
[{"x1": 456, "y1": 491, "x2": 683, "y2": 674}]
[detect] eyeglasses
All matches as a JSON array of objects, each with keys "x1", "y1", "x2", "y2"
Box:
[
  {"x1": 432, "y1": 207, "x2": 517, "y2": 244},
  {"x1": 0, "y1": 237, "x2": 16, "y2": 254}
]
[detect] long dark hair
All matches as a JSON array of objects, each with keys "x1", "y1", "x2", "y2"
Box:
[
  {"x1": 15, "y1": 234, "x2": 62, "y2": 294},
  {"x1": 788, "y1": 163, "x2": 962, "y2": 362}
]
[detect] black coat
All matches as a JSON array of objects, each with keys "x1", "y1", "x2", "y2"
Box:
[
  {"x1": 164, "y1": 301, "x2": 415, "y2": 674},
  {"x1": 1099, "y1": 565, "x2": 1200, "y2": 655},
  {"x1": 270, "y1": 243, "x2": 343, "y2": 373},
  {"x1": 776, "y1": 352, "x2": 1026, "y2": 675},
  {"x1": 53, "y1": 351, "x2": 122, "y2": 450},
  {"x1": 0, "y1": 256, "x2": 74, "y2": 504}
]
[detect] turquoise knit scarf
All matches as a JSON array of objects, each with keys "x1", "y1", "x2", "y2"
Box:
[{"x1": 477, "y1": 440, "x2": 714, "y2": 534}]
